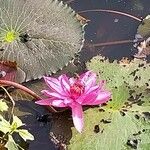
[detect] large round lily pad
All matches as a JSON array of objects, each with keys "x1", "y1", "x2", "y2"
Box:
[{"x1": 0, "y1": 0, "x2": 85, "y2": 82}]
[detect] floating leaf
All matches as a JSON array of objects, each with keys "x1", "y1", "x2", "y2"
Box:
[
  {"x1": 17, "y1": 129, "x2": 34, "y2": 141},
  {"x1": 137, "y1": 15, "x2": 150, "y2": 38},
  {"x1": 0, "y1": 115, "x2": 11, "y2": 134},
  {"x1": 12, "y1": 116, "x2": 25, "y2": 129},
  {"x1": 5, "y1": 135, "x2": 19, "y2": 150},
  {"x1": 0, "y1": 61, "x2": 25, "y2": 83},
  {"x1": 68, "y1": 56, "x2": 150, "y2": 150},
  {"x1": 70, "y1": 110, "x2": 144, "y2": 150},
  {"x1": 0, "y1": 99, "x2": 8, "y2": 112},
  {"x1": 0, "y1": 0, "x2": 85, "y2": 82}
]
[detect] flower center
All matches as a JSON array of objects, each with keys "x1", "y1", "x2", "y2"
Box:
[
  {"x1": 4, "y1": 31, "x2": 18, "y2": 43},
  {"x1": 70, "y1": 81, "x2": 84, "y2": 99}
]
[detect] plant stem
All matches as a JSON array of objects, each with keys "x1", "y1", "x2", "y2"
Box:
[
  {"x1": 78, "y1": 9, "x2": 142, "y2": 22},
  {"x1": 0, "y1": 80, "x2": 57, "y2": 113},
  {"x1": 0, "y1": 80, "x2": 40, "y2": 99},
  {"x1": 65, "y1": 0, "x2": 75, "y2": 4},
  {"x1": 84, "y1": 39, "x2": 134, "y2": 48}
]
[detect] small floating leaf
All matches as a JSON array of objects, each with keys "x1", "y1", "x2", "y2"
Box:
[
  {"x1": 0, "y1": 99, "x2": 8, "y2": 112},
  {"x1": 137, "y1": 15, "x2": 150, "y2": 38},
  {"x1": 5, "y1": 135, "x2": 19, "y2": 150},
  {"x1": 17, "y1": 129, "x2": 34, "y2": 141}
]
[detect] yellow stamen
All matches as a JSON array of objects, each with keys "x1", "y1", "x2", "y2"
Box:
[{"x1": 4, "y1": 31, "x2": 17, "y2": 43}]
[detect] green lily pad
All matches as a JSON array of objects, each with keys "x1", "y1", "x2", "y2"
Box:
[
  {"x1": 68, "y1": 56, "x2": 150, "y2": 150},
  {"x1": 0, "y1": 0, "x2": 85, "y2": 82},
  {"x1": 137, "y1": 15, "x2": 150, "y2": 38}
]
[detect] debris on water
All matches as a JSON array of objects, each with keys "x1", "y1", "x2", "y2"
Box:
[
  {"x1": 114, "y1": 18, "x2": 119, "y2": 23},
  {"x1": 50, "y1": 132, "x2": 67, "y2": 150},
  {"x1": 76, "y1": 14, "x2": 90, "y2": 25},
  {"x1": 134, "y1": 36, "x2": 150, "y2": 59}
]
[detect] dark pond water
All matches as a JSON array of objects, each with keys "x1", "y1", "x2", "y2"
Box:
[
  {"x1": 9, "y1": 0, "x2": 150, "y2": 150},
  {"x1": 67, "y1": 0, "x2": 150, "y2": 62}
]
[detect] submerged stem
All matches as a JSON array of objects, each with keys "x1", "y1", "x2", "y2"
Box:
[
  {"x1": 85, "y1": 39, "x2": 134, "y2": 48},
  {"x1": 78, "y1": 9, "x2": 142, "y2": 22},
  {"x1": 65, "y1": 0, "x2": 76, "y2": 4}
]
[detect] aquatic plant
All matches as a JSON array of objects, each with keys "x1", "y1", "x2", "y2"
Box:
[
  {"x1": 67, "y1": 56, "x2": 150, "y2": 149},
  {"x1": 0, "y1": 0, "x2": 84, "y2": 82},
  {"x1": 0, "y1": 88, "x2": 34, "y2": 150},
  {"x1": 137, "y1": 15, "x2": 150, "y2": 38},
  {"x1": 134, "y1": 15, "x2": 150, "y2": 58},
  {"x1": 35, "y1": 71, "x2": 111, "y2": 132}
]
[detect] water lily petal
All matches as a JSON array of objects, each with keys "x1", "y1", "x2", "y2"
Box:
[
  {"x1": 41, "y1": 90, "x2": 53, "y2": 97},
  {"x1": 77, "y1": 92, "x2": 97, "y2": 104},
  {"x1": 84, "y1": 73, "x2": 97, "y2": 93},
  {"x1": 64, "y1": 98, "x2": 73, "y2": 105},
  {"x1": 42, "y1": 90, "x2": 67, "y2": 99},
  {"x1": 59, "y1": 74, "x2": 70, "y2": 95},
  {"x1": 69, "y1": 77, "x2": 76, "y2": 85},
  {"x1": 43, "y1": 76, "x2": 63, "y2": 93},
  {"x1": 36, "y1": 72, "x2": 111, "y2": 133},
  {"x1": 71, "y1": 103, "x2": 84, "y2": 133},
  {"x1": 99, "y1": 80, "x2": 106, "y2": 89},
  {"x1": 86, "y1": 85, "x2": 99, "y2": 94},
  {"x1": 86, "y1": 80, "x2": 106, "y2": 94},
  {"x1": 80, "y1": 71, "x2": 96, "y2": 83},
  {"x1": 89, "y1": 91, "x2": 111, "y2": 105},
  {"x1": 35, "y1": 99, "x2": 67, "y2": 107}
]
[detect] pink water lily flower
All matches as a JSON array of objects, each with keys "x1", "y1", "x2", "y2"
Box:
[{"x1": 35, "y1": 71, "x2": 111, "y2": 133}]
